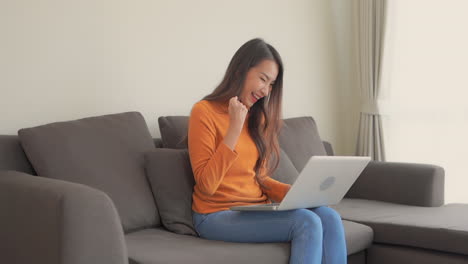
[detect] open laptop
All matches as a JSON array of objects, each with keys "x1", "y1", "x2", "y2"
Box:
[{"x1": 230, "y1": 156, "x2": 371, "y2": 211}]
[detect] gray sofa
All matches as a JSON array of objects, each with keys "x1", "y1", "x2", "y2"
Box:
[{"x1": 0, "y1": 111, "x2": 467, "y2": 264}]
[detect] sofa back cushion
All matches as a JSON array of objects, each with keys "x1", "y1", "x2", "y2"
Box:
[
  {"x1": 278, "y1": 116, "x2": 327, "y2": 172},
  {"x1": 158, "y1": 116, "x2": 189, "y2": 149},
  {"x1": 145, "y1": 148, "x2": 198, "y2": 236},
  {"x1": 18, "y1": 112, "x2": 160, "y2": 233},
  {"x1": 0, "y1": 135, "x2": 36, "y2": 175},
  {"x1": 272, "y1": 148, "x2": 300, "y2": 184}
]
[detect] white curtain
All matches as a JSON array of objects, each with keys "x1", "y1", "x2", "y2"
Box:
[
  {"x1": 383, "y1": 0, "x2": 468, "y2": 203},
  {"x1": 354, "y1": 0, "x2": 387, "y2": 161}
]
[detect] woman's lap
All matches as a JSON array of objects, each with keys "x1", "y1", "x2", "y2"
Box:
[{"x1": 192, "y1": 206, "x2": 341, "y2": 243}]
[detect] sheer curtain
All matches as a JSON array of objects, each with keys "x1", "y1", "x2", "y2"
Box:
[
  {"x1": 382, "y1": 0, "x2": 468, "y2": 203},
  {"x1": 354, "y1": 0, "x2": 388, "y2": 161}
]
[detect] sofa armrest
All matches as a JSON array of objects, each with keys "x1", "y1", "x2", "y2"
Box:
[
  {"x1": 0, "y1": 170, "x2": 128, "y2": 264},
  {"x1": 344, "y1": 161, "x2": 445, "y2": 207}
]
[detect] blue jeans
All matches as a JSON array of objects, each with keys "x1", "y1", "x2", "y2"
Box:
[{"x1": 192, "y1": 206, "x2": 346, "y2": 264}]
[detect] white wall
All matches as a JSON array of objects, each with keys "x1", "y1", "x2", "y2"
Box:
[{"x1": 0, "y1": 0, "x2": 345, "y2": 153}]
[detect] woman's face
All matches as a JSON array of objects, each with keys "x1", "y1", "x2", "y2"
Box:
[{"x1": 239, "y1": 59, "x2": 278, "y2": 109}]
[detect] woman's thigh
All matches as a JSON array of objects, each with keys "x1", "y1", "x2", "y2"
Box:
[{"x1": 193, "y1": 209, "x2": 322, "y2": 243}]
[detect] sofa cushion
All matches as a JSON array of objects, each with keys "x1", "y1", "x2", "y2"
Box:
[
  {"x1": 331, "y1": 198, "x2": 468, "y2": 256},
  {"x1": 144, "y1": 148, "x2": 197, "y2": 236},
  {"x1": 343, "y1": 219, "x2": 374, "y2": 256},
  {"x1": 158, "y1": 116, "x2": 189, "y2": 149},
  {"x1": 125, "y1": 219, "x2": 372, "y2": 264},
  {"x1": 367, "y1": 244, "x2": 468, "y2": 264},
  {"x1": 269, "y1": 148, "x2": 299, "y2": 184},
  {"x1": 278, "y1": 116, "x2": 327, "y2": 172},
  {"x1": 0, "y1": 135, "x2": 35, "y2": 175},
  {"x1": 126, "y1": 227, "x2": 289, "y2": 264},
  {"x1": 18, "y1": 112, "x2": 160, "y2": 233}
]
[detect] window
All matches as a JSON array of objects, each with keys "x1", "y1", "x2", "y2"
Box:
[{"x1": 382, "y1": 0, "x2": 468, "y2": 203}]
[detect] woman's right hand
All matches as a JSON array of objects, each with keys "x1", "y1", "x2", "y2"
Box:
[{"x1": 228, "y1": 96, "x2": 248, "y2": 130}]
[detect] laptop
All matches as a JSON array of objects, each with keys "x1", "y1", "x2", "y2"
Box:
[{"x1": 230, "y1": 156, "x2": 371, "y2": 211}]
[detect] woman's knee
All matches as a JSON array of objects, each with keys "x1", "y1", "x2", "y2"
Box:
[
  {"x1": 292, "y1": 209, "x2": 323, "y2": 231},
  {"x1": 312, "y1": 206, "x2": 342, "y2": 222}
]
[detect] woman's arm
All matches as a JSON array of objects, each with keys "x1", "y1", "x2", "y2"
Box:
[
  {"x1": 222, "y1": 123, "x2": 242, "y2": 151},
  {"x1": 188, "y1": 103, "x2": 239, "y2": 196},
  {"x1": 259, "y1": 164, "x2": 292, "y2": 203}
]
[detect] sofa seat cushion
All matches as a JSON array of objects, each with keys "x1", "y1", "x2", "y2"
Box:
[
  {"x1": 367, "y1": 244, "x2": 468, "y2": 264},
  {"x1": 343, "y1": 219, "x2": 374, "y2": 255},
  {"x1": 126, "y1": 227, "x2": 289, "y2": 264},
  {"x1": 18, "y1": 112, "x2": 160, "y2": 233},
  {"x1": 125, "y1": 220, "x2": 372, "y2": 263},
  {"x1": 331, "y1": 198, "x2": 468, "y2": 256}
]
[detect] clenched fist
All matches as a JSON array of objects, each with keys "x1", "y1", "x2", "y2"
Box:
[{"x1": 228, "y1": 96, "x2": 248, "y2": 130}]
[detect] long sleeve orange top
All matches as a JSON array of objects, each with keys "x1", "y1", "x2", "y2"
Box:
[{"x1": 188, "y1": 99, "x2": 292, "y2": 214}]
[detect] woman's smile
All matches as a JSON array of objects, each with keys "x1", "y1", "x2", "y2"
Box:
[{"x1": 251, "y1": 92, "x2": 259, "y2": 103}]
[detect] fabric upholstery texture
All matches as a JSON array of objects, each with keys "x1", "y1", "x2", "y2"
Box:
[
  {"x1": 367, "y1": 244, "x2": 468, "y2": 264},
  {"x1": 17, "y1": 111, "x2": 160, "y2": 233},
  {"x1": 331, "y1": 198, "x2": 468, "y2": 256},
  {"x1": 0, "y1": 171, "x2": 128, "y2": 264},
  {"x1": 158, "y1": 116, "x2": 189, "y2": 149},
  {"x1": 125, "y1": 220, "x2": 372, "y2": 264},
  {"x1": 343, "y1": 220, "x2": 374, "y2": 256},
  {"x1": 277, "y1": 116, "x2": 327, "y2": 172},
  {"x1": 0, "y1": 135, "x2": 35, "y2": 175},
  {"x1": 346, "y1": 160, "x2": 445, "y2": 206},
  {"x1": 144, "y1": 148, "x2": 197, "y2": 236},
  {"x1": 269, "y1": 148, "x2": 299, "y2": 184}
]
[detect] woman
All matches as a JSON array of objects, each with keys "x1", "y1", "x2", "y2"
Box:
[{"x1": 188, "y1": 38, "x2": 347, "y2": 264}]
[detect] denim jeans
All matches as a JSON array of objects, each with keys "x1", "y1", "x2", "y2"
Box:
[{"x1": 192, "y1": 206, "x2": 347, "y2": 264}]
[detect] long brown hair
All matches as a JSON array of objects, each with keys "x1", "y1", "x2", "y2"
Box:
[{"x1": 202, "y1": 38, "x2": 284, "y2": 190}]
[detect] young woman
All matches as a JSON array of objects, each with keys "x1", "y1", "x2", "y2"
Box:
[{"x1": 188, "y1": 38, "x2": 347, "y2": 264}]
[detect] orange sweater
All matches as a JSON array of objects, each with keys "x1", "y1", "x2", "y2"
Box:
[{"x1": 188, "y1": 100, "x2": 292, "y2": 214}]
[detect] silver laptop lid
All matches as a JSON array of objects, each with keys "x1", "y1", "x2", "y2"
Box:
[{"x1": 277, "y1": 156, "x2": 371, "y2": 211}]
